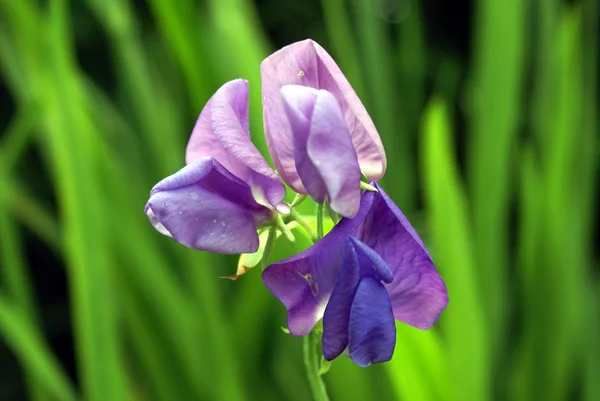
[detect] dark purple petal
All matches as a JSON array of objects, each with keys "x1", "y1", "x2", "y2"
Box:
[
  {"x1": 261, "y1": 195, "x2": 373, "y2": 336},
  {"x1": 261, "y1": 243, "x2": 344, "y2": 336},
  {"x1": 261, "y1": 39, "x2": 386, "y2": 192},
  {"x1": 348, "y1": 277, "x2": 396, "y2": 367},
  {"x1": 263, "y1": 184, "x2": 447, "y2": 347},
  {"x1": 146, "y1": 157, "x2": 271, "y2": 254},
  {"x1": 348, "y1": 237, "x2": 393, "y2": 283},
  {"x1": 281, "y1": 85, "x2": 361, "y2": 217},
  {"x1": 322, "y1": 240, "x2": 361, "y2": 361},
  {"x1": 186, "y1": 79, "x2": 286, "y2": 211},
  {"x1": 359, "y1": 185, "x2": 448, "y2": 330}
]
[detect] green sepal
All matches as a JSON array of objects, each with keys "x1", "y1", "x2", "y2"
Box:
[{"x1": 318, "y1": 358, "x2": 332, "y2": 376}]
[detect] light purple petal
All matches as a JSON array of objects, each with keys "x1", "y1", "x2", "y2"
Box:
[
  {"x1": 359, "y1": 185, "x2": 448, "y2": 330},
  {"x1": 261, "y1": 39, "x2": 386, "y2": 192},
  {"x1": 146, "y1": 157, "x2": 271, "y2": 254},
  {"x1": 322, "y1": 240, "x2": 361, "y2": 361},
  {"x1": 186, "y1": 97, "x2": 248, "y2": 180},
  {"x1": 186, "y1": 79, "x2": 286, "y2": 210},
  {"x1": 279, "y1": 85, "x2": 325, "y2": 198},
  {"x1": 281, "y1": 85, "x2": 361, "y2": 217},
  {"x1": 348, "y1": 277, "x2": 396, "y2": 367}
]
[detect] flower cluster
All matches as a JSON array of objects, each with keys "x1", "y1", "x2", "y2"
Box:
[{"x1": 145, "y1": 39, "x2": 448, "y2": 367}]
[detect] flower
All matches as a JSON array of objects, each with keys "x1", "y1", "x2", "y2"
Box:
[
  {"x1": 261, "y1": 39, "x2": 386, "y2": 198},
  {"x1": 186, "y1": 79, "x2": 287, "y2": 213},
  {"x1": 280, "y1": 85, "x2": 361, "y2": 217},
  {"x1": 261, "y1": 185, "x2": 448, "y2": 366},
  {"x1": 145, "y1": 79, "x2": 287, "y2": 254}
]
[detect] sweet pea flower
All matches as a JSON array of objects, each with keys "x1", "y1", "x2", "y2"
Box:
[
  {"x1": 145, "y1": 79, "x2": 287, "y2": 254},
  {"x1": 262, "y1": 185, "x2": 448, "y2": 366},
  {"x1": 261, "y1": 39, "x2": 386, "y2": 217},
  {"x1": 280, "y1": 85, "x2": 361, "y2": 217}
]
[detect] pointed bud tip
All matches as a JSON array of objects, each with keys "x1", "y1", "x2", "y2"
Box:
[
  {"x1": 319, "y1": 359, "x2": 332, "y2": 375},
  {"x1": 276, "y1": 202, "x2": 291, "y2": 215},
  {"x1": 360, "y1": 182, "x2": 379, "y2": 192}
]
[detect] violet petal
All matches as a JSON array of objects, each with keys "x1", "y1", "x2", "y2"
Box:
[
  {"x1": 261, "y1": 39, "x2": 386, "y2": 192},
  {"x1": 185, "y1": 96, "x2": 247, "y2": 180},
  {"x1": 146, "y1": 157, "x2": 270, "y2": 254},
  {"x1": 186, "y1": 79, "x2": 286, "y2": 210},
  {"x1": 348, "y1": 277, "x2": 396, "y2": 367},
  {"x1": 279, "y1": 85, "x2": 326, "y2": 199},
  {"x1": 360, "y1": 184, "x2": 449, "y2": 330},
  {"x1": 261, "y1": 196, "x2": 372, "y2": 335},
  {"x1": 322, "y1": 240, "x2": 361, "y2": 361},
  {"x1": 261, "y1": 245, "x2": 343, "y2": 336},
  {"x1": 281, "y1": 85, "x2": 361, "y2": 217},
  {"x1": 348, "y1": 237, "x2": 393, "y2": 283}
]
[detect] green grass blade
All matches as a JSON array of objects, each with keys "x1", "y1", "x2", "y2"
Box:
[
  {"x1": 120, "y1": 282, "x2": 202, "y2": 401},
  {"x1": 206, "y1": 0, "x2": 271, "y2": 155},
  {"x1": 0, "y1": 178, "x2": 47, "y2": 401},
  {"x1": 421, "y1": 96, "x2": 489, "y2": 401},
  {"x1": 40, "y1": 1, "x2": 130, "y2": 399},
  {"x1": 0, "y1": 295, "x2": 78, "y2": 401},
  {"x1": 396, "y1": 0, "x2": 427, "y2": 130},
  {"x1": 0, "y1": 178, "x2": 61, "y2": 252},
  {"x1": 351, "y1": 0, "x2": 413, "y2": 209},
  {"x1": 145, "y1": 0, "x2": 212, "y2": 110},
  {"x1": 510, "y1": 144, "x2": 541, "y2": 401},
  {"x1": 85, "y1": 0, "x2": 185, "y2": 175},
  {"x1": 581, "y1": 0, "x2": 598, "y2": 398},
  {"x1": 468, "y1": 0, "x2": 527, "y2": 363},
  {"x1": 517, "y1": 7, "x2": 589, "y2": 401},
  {"x1": 585, "y1": 282, "x2": 600, "y2": 401},
  {"x1": 530, "y1": 0, "x2": 559, "y2": 152},
  {"x1": 539, "y1": 7, "x2": 587, "y2": 401},
  {"x1": 0, "y1": 201, "x2": 37, "y2": 326},
  {"x1": 387, "y1": 324, "x2": 449, "y2": 401},
  {"x1": 319, "y1": 0, "x2": 365, "y2": 97}
]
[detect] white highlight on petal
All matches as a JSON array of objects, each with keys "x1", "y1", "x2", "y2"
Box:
[
  {"x1": 314, "y1": 300, "x2": 328, "y2": 322},
  {"x1": 275, "y1": 202, "x2": 291, "y2": 215},
  {"x1": 146, "y1": 207, "x2": 173, "y2": 238}
]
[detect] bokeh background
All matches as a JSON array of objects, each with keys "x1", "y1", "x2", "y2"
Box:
[{"x1": 0, "y1": 0, "x2": 598, "y2": 400}]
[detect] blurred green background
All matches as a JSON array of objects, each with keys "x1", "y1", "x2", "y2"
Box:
[{"x1": 0, "y1": 0, "x2": 598, "y2": 400}]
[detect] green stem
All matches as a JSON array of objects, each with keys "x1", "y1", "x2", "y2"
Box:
[
  {"x1": 324, "y1": 198, "x2": 340, "y2": 225},
  {"x1": 303, "y1": 331, "x2": 330, "y2": 401},
  {"x1": 290, "y1": 193, "x2": 308, "y2": 208},
  {"x1": 260, "y1": 226, "x2": 277, "y2": 270},
  {"x1": 290, "y1": 209, "x2": 318, "y2": 243},
  {"x1": 300, "y1": 203, "x2": 329, "y2": 401},
  {"x1": 316, "y1": 203, "x2": 324, "y2": 239},
  {"x1": 274, "y1": 214, "x2": 295, "y2": 243}
]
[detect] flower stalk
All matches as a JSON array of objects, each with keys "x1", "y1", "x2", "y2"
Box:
[
  {"x1": 316, "y1": 203, "x2": 324, "y2": 239},
  {"x1": 274, "y1": 214, "x2": 295, "y2": 243},
  {"x1": 260, "y1": 226, "x2": 277, "y2": 270},
  {"x1": 290, "y1": 209, "x2": 318, "y2": 243},
  {"x1": 303, "y1": 331, "x2": 330, "y2": 401},
  {"x1": 302, "y1": 207, "x2": 330, "y2": 401}
]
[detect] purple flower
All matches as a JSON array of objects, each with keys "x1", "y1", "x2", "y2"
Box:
[
  {"x1": 145, "y1": 79, "x2": 286, "y2": 254},
  {"x1": 261, "y1": 39, "x2": 386, "y2": 216},
  {"x1": 262, "y1": 185, "x2": 448, "y2": 366},
  {"x1": 280, "y1": 85, "x2": 361, "y2": 217}
]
